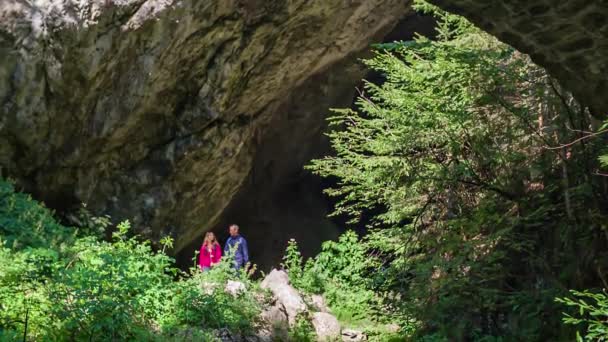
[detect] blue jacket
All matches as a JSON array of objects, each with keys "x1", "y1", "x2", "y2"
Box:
[{"x1": 224, "y1": 235, "x2": 249, "y2": 268}]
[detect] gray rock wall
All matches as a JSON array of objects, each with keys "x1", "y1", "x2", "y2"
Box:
[{"x1": 0, "y1": 0, "x2": 408, "y2": 254}]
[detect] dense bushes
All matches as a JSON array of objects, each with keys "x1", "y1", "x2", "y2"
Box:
[
  {"x1": 0, "y1": 180, "x2": 261, "y2": 341},
  {"x1": 164, "y1": 261, "x2": 262, "y2": 335},
  {"x1": 0, "y1": 181, "x2": 74, "y2": 250},
  {"x1": 557, "y1": 290, "x2": 608, "y2": 341},
  {"x1": 282, "y1": 234, "x2": 413, "y2": 341},
  {"x1": 282, "y1": 233, "x2": 378, "y2": 323}
]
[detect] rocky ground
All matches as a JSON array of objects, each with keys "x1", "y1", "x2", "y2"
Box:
[{"x1": 215, "y1": 269, "x2": 371, "y2": 342}]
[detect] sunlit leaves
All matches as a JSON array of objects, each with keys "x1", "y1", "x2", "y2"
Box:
[
  {"x1": 557, "y1": 290, "x2": 608, "y2": 341},
  {"x1": 0, "y1": 180, "x2": 261, "y2": 340}
]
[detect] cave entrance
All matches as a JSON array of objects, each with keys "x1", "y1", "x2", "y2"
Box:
[{"x1": 176, "y1": 12, "x2": 436, "y2": 272}]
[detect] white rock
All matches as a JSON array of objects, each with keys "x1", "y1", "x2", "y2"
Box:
[
  {"x1": 311, "y1": 294, "x2": 330, "y2": 313},
  {"x1": 261, "y1": 303, "x2": 288, "y2": 325},
  {"x1": 260, "y1": 269, "x2": 291, "y2": 287},
  {"x1": 311, "y1": 312, "x2": 341, "y2": 341},
  {"x1": 260, "y1": 269, "x2": 307, "y2": 325},
  {"x1": 385, "y1": 323, "x2": 400, "y2": 333},
  {"x1": 342, "y1": 328, "x2": 367, "y2": 342},
  {"x1": 225, "y1": 280, "x2": 246, "y2": 297}
]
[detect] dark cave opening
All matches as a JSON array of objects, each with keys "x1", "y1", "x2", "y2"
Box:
[{"x1": 175, "y1": 12, "x2": 437, "y2": 272}]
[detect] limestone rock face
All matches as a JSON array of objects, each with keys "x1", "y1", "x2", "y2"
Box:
[
  {"x1": 0, "y1": 0, "x2": 408, "y2": 254},
  {"x1": 428, "y1": 0, "x2": 608, "y2": 115}
]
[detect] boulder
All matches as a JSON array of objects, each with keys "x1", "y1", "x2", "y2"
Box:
[
  {"x1": 225, "y1": 280, "x2": 246, "y2": 297},
  {"x1": 311, "y1": 312, "x2": 341, "y2": 341},
  {"x1": 244, "y1": 333, "x2": 273, "y2": 342},
  {"x1": 260, "y1": 269, "x2": 306, "y2": 325},
  {"x1": 215, "y1": 327, "x2": 237, "y2": 342},
  {"x1": 341, "y1": 329, "x2": 367, "y2": 342},
  {"x1": 261, "y1": 303, "x2": 288, "y2": 325},
  {"x1": 310, "y1": 294, "x2": 331, "y2": 313},
  {"x1": 259, "y1": 302, "x2": 289, "y2": 341}
]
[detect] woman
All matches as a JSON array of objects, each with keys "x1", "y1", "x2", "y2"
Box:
[{"x1": 199, "y1": 232, "x2": 222, "y2": 271}]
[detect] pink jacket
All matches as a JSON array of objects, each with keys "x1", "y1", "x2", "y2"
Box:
[{"x1": 199, "y1": 243, "x2": 222, "y2": 268}]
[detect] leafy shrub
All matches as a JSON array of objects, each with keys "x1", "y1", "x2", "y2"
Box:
[
  {"x1": 0, "y1": 180, "x2": 74, "y2": 250},
  {"x1": 164, "y1": 260, "x2": 262, "y2": 336},
  {"x1": 282, "y1": 239, "x2": 305, "y2": 288},
  {"x1": 0, "y1": 179, "x2": 262, "y2": 341},
  {"x1": 557, "y1": 290, "x2": 608, "y2": 341},
  {"x1": 44, "y1": 221, "x2": 177, "y2": 340},
  {"x1": 288, "y1": 315, "x2": 316, "y2": 342},
  {"x1": 0, "y1": 243, "x2": 58, "y2": 341},
  {"x1": 282, "y1": 233, "x2": 382, "y2": 326}
]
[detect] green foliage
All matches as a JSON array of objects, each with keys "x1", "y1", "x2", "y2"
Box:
[
  {"x1": 69, "y1": 204, "x2": 111, "y2": 239},
  {"x1": 0, "y1": 243, "x2": 58, "y2": 341},
  {"x1": 288, "y1": 316, "x2": 316, "y2": 342},
  {"x1": 307, "y1": 1, "x2": 608, "y2": 340},
  {"x1": 0, "y1": 181, "x2": 74, "y2": 250},
  {"x1": 557, "y1": 290, "x2": 608, "y2": 341},
  {"x1": 282, "y1": 239, "x2": 304, "y2": 286},
  {"x1": 600, "y1": 154, "x2": 608, "y2": 168},
  {"x1": 282, "y1": 233, "x2": 386, "y2": 329},
  {"x1": 0, "y1": 179, "x2": 262, "y2": 341},
  {"x1": 165, "y1": 262, "x2": 261, "y2": 335},
  {"x1": 305, "y1": 232, "x2": 379, "y2": 323},
  {"x1": 412, "y1": 0, "x2": 474, "y2": 41},
  {"x1": 599, "y1": 120, "x2": 608, "y2": 169},
  {"x1": 45, "y1": 221, "x2": 177, "y2": 340}
]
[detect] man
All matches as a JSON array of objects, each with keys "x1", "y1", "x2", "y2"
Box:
[{"x1": 224, "y1": 224, "x2": 249, "y2": 269}]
